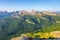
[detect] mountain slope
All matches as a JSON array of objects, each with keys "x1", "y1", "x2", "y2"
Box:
[
  {"x1": 0, "y1": 14, "x2": 57, "y2": 40},
  {"x1": 0, "y1": 11, "x2": 60, "y2": 40}
]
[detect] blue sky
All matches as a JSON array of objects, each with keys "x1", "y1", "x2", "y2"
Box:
[{"x1": 0, "y1": 0, "x2": 60, "y2": 11}]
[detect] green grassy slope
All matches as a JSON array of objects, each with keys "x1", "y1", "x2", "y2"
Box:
[{"x1": 0, "y1": 14, "x2": 60, "y2": 40}]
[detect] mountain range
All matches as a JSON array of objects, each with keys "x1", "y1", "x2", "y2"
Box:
[{"x1": 0, "y1": 10, "x2": 60, "y2": 40}]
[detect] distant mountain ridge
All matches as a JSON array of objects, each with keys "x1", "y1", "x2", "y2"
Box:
[{"x1": 0, "y1": 10, "x2": 60, "y2": 20}]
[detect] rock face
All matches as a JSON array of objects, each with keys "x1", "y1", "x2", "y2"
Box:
[
  {"x1": 11, "y1": 36, "x2": 41, "y2": 40},
  {"x1": 11, "y1": 36, "x2": 33, "y2": 40},
  {"x1": 50, "y1": 31, "x2": 60, "y2": 38},
  {"x1": 11, "y1": 37, "x2": 21, "y2": 40}
]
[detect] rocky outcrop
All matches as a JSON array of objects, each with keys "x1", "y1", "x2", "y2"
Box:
[
  {"x1": 50, "y1": 31, "x2": 60, "y2": 38},
  {"x1": 11, "y1": 36, "x2": 32, "y2": 40}
]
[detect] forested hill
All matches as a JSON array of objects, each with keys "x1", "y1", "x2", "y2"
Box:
[{"x1": 0, "y1": 11, "x2": 60, "y2": 40}]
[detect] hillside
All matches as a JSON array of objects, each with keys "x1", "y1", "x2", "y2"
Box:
[{"x1": 0, "y1": 11, "x2": 60, "y2": 40}]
